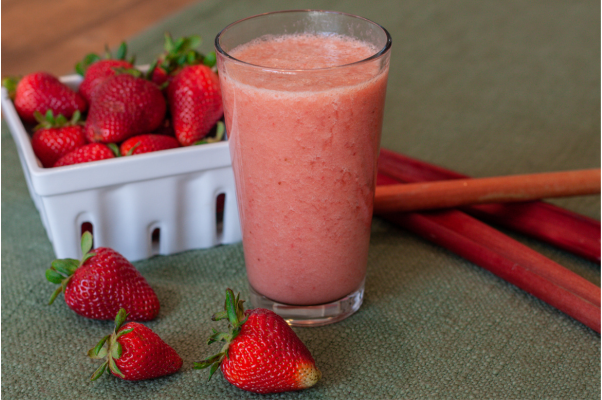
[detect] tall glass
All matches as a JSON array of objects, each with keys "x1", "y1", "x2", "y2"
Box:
[{"x1": 215, "y1": 10, "x2": 391, "y2": 326}]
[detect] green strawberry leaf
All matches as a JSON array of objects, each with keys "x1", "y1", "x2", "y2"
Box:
[
  {"x1": 74, "y1": 62, "x2": 86, "y2": 76},
  {"x1": 107, "y1": 143, "x2": 121, "y2": 157},
  {"x1": 164, "y1": 32, "x2": 175, "y2": 52},
  {"x1": 225, "y1": 289, "x2": 240, "y2": 328},
  {"x1": 88, "y1": 346, "x2": 108, "y2": 360},
  {"x1": 88, "y1": 335, "x2": 111, "y2": 359},
  {"x1": 125, "y1": 142, "x2": 141, "y2": 156},
  {"x1": 90, "y1": 361, "x2": 108, "y2": 381},
  {"x1": 115, "y1": 327, "x2": 134, "y2": 339},
  {"x1": 114, "y1": 308, "x2": 128, "y2": 331},
  {"x1": 75, "y1": 53, "x2": 102, "y2": 76},
  {"x1": 188, "y1": 35, "x2": 202, "y2": 49},
  {"x1": 194, "y1": 122, "x2": 225, "y2": 145},
  {"x1": 207, "y1": 331, "x2": 230, "y2": 345},
  {"x1": 211, "y1": 310, "x2": 228, "y2": 321},
  {"x1": 50, "y1": 259, "x2": 78, "y2": 276},
  {"x1": 45, "y1": 269, "x2": 64, "y2": 284},
  {"x1": 108, "y1": 356, "x2": 124, "y2": 378},
  {"x1": 174, "y1": 37, "x2": 185, "y2": 52},
  {"x1": 81, "y1": 252, "x2": 96, "y2": 265},
  {"x1": 33, "y1": 111, "x2": 46, "y2": 124},
  {"x1": 71, "y1": 110, "x2": 80, "y2": 123},
  {"x1": 187, "y1": 51, "x2": 196, "y2": 65},
  {"x1": 193, "y1": 353, "x2": 223, "y2": 369},
  {"x1": 81, "y1": 231, "x2": 93, "y2": 256},
  {"x1": 1, "y1": 76, "x2": 20, "y2": 99},
  {"x1": 115, "y1": 42, "x2": 127, "y2": 60},
  {"x1": 45, "y1": 110, "x2": 54, "y2": 123},
  {"x1": 208, "y1": 361, "x2": 221, "y2": 380},
  {"x1": 111, "y1": 342, "x2": 122, "y2": 359},
  {"x1": 55, "y1": 114, "x2": 67, "y2": 126},
  {"x1": 177, "y1": 53, "x2": 188, "y2": 67},
  {"x1": 203, "y1": 51, "x2": 217, "y2": 68}
]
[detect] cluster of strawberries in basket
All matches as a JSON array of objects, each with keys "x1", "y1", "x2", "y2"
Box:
[{"x1": 3, "y1": 34, "x2": 224, "y2": 168}]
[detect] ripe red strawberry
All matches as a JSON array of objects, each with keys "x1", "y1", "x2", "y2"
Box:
[
  {"x1": 76, "y1": 42, "x2": 135, "y2": 103},
  {"x1": 46, "y1": 232, "x2": 160, "y2": 321},
  {"x1": 149, "y1": 33, "x2": 216, "y2": 88},
  {"x1": 151, "y1": 66, "x2": 170, "y2": 87},
  {"x1": 120, "y1": 134, "x2": 179, "y2": 156},
  {"x1": 88, "y1": 309, "x2": 182, "y2": 381},
  {"x1": 167, "y1": 64, "x2": 223, "y2": 146},
  {"x1": 80, "y1": 60, "x2": 134, "y2": 103},
  {"x1": 85, "y1": 72, "x2": 166, "y2": 143},
  {"x1": 31, "y1": 110, "x2": 87, "y2": 167},
  {"x1": 2, "y1": 72, "x2": 87, "y2": 124},
  {"x1": 195, "y1": 289, "x2": 321, "y2": 394},
  {"x1": 53, "y1": 142, "x2": 116, "y2": 167}
]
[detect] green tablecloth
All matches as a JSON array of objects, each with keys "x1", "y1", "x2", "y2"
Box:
[{"x1": 2, "y1": 0, "x2": 600, "y2": 398}]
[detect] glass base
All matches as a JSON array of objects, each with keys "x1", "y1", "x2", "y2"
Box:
[{"x1": 248, "y1": 279, "x2": 365, "y2": 327}]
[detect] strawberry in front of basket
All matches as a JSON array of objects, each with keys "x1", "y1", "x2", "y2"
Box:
[
  {"x1": 85, "y1": 69, "x2": 166, "y2": 143},
  {"x1": 120, "y1": 134, "x2": 180, "y2": 156},
  {"x1": 194, "y1": 289, "x2": 322, "y2": 394},
  {"x1": 53, "y1": 142, "x2": 117, "y2": 167},
  {"x1": 168, "y1": 64, "x2": 223, "y2": 146},
  {"x1": 88, "y1": 308, "x2": 182, "y2": 381},
  {"x1": 46, "y1": 232, "x2": 160, "y2": 321},
  {"x1": 31, "y1": 110, "x2": 87, "y2": 168},
  {"x1": 76, "y1": 41, "x2": 135, "y2": 103},
  {"x1": 2, "y1": 72, "x2": 87, "y2": 125}
]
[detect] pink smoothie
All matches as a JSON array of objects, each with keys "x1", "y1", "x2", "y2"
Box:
[{"x1": 219, "y1": 34, "x2": 389, "y2": 305}]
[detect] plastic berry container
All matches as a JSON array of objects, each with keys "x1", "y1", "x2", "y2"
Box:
[{"x1": 1, "y1": 72, "x2": 241, "y2": 261}]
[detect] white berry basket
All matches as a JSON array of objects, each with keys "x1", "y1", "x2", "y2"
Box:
[{"x1": 1, "y1": 73, "x2": 242, "y2": 261}]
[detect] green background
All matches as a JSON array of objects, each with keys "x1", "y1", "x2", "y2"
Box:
[{"x1": 2, "y1": 0, "x2": 600, "y2": 398}]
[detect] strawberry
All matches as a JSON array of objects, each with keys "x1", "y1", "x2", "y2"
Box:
[
  {"x1": 150, "y1": 33, "x2": 216, "y2": 88},
  {"x1": 2, "y1": 72, "x2": 87, "y2": 125},
  {"x1": 194, "y1": 289, "x2": 321, "y2": 394},
  {"x1": 85, "y1": 71, "x2": 166, "y2": 143},
  {"x1": 76, "y1": 42, "x2": 135, "y2": 103},
  {"x1": 151, "y1": 66, "x2": 170, "y2": 88},
  {"x1": 46, "y1": 232, "x2": 160, "y2": 321},
  {"x1": 89, "y1": 309, "x2": 182, "y2": 381},
  {"x1": 119, "y1": 134, "x2": 179, "y2": 156},
  {"x1": 167, "y1": 64, "x2": 223, "y2": 146},
  {"x1": 31, "y1": 110, "x2": 87, "y2": 168},
  {"x1": 53, "y1": 142, "x2": 116, "y2": 167}
]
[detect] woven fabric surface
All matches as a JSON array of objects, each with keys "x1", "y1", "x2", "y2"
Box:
[{"x1": 2, "y1": 0, "x2": 600, "y2": 399}]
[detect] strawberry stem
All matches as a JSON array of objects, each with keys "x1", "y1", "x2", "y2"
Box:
[
  {"x1": 88, "y1": 308, "x2": 133, "y2": 381},
  {"x1": 2, "y1": 76, "x2": 20, "y2": 99},
  {"x1": 194, "y1": 289, "x2": 249, "y2": 380},
  {"x1": 46, "y1": 233, "x2": 96, "y2": 305},
  {"x1": 33, "y1": 110, "x2": 84, "y2": 131},
  {"x1": 107, "y1": 143, "x2": 121, "y2": 158},
  {"x1": 75, "y1": 42, "x2": 130, "y2": 76}
]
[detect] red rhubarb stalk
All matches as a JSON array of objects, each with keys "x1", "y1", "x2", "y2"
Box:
[
  {"x1": 376, "y1": 173, "x2": 601, "y2": 332},
  {"x1": 373, "y1": 169, "x2": 600, "y2": 214},
  {"x1": 378, "y1": 149, "x2": 601, "y2": 263}
]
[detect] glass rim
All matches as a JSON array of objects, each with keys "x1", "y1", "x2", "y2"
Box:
[{"x1": 214, "y1": 9, "x2": 392, "y2": 72}]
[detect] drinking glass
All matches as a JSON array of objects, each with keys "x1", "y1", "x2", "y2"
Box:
[{"x1": 215, "y1": 10, "x2": 391, "y2": 326}]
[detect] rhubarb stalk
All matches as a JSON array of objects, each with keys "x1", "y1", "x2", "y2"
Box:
[
  {"x1": 378, "y1": 149, "x2": 601, "y2": 263},
  {"x1": 376, "y1": 172, "x2": 601, "y2": 332}
]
